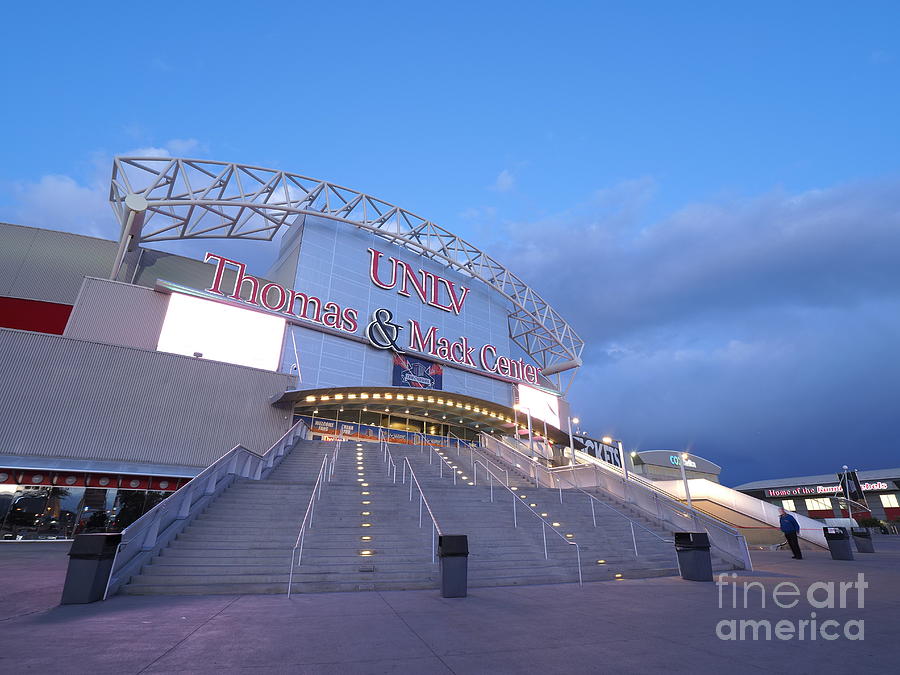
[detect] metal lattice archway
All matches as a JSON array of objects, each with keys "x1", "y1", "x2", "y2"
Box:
[{"x1": 109, "y1": 157, "x2": 584, "y2": 387}]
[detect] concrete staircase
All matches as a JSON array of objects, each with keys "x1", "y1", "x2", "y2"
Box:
[
  {"x1": 121, "y1": 441, "x2": 331, "y2": 595},
  {"x1": 121, "y1": 439, "x2": 438, "y2": 595},
  {"x1": 394, "y1": 443, "x2": 682, "y2": 584},
  {"x1": 121, "y1": 435, "x2": 731, "y2": 596}
]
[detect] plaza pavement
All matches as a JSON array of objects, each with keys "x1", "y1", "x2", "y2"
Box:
[{"x1": 0, "y1": 538, "x2": 898, "y2": 674}]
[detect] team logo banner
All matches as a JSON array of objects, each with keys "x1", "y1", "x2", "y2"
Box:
[{"x1": 392, "y1": 353, "x2": 443, "y2": 389}]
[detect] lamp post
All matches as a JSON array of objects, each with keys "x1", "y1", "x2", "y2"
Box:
[
  {"x1": 679, "y1": 452, "x2": 693, "y2": 508},
  {"x1": 841, "y1": 464, "x2": 852, "y2": 519},
  {"x1": 566, "y1": 416, "x2": 579, "y2": 466}
]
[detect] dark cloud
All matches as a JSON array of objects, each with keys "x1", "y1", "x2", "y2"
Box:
[{"x1": 494, "y1": 178, "x2": 900, "y2": 485}]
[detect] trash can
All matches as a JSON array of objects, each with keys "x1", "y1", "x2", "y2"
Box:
[
  {"x1": 850, "y1": 527, "x2": 876, "y2": 553},
  {"x1": 60, "y1": 533, "x2": 122, "y2": 604},
  {"x1": 823, "y1": 527, "x2": 854, "y2": 561},
  {"x1": 438, "y1": 534, "x2": 468, "y2": 598},
  {"x1": 674, "y1": 532, "x2": 713, "y2": 582}
]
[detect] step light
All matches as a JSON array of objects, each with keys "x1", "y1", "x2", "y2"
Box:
[
  {"x1": 468, "y1": 482, "x2": 474, "y2": 486},
  {"x1": 552, "y1": 522, "x2": 561, "y2": 527},
  {"x1": 519, "y1": 495, "x2": 527, "y2": 499},
  {"x1": 361, "y1": 482, "x2": 369, "y2": 487},
  {"x1": 361, "y1": 511, "x2": 371, "y2": 516},
  {"x1": 361, "y1": 523, "x2": 372, "y2": 527},
  {"x1": 361, "y1": 491, "x2": 370, "y2": 495},
  {"x1": 361, "y1": 536, "x2": 372, "y2": 541},
  {"x1": 530, "y1": 503, "x2": 537, "y2": 507},
  {"x1": 361, "y1": 500, "x2": 371, "y2": 505},
  {"x1": 359, "y1": 550, "x2": 374, "y2": 556},
  {"x1": 565, "y1": 534, "x2": 574, "y2": 539},
  {"x1": 541, "y1": 513, "x2": 549, "y2": 517},
  {"x1": 615, "y1": 573, "x2": 624, "y2": 579},
  {"x1": 596, "y1": 560, "x2": 606, "y2": 565}
]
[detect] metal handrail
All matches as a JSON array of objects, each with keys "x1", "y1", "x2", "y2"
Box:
[
  {"x1": 103, "y1": 418, "x2": 310, "y2": 599},
  {"x1": 381, "y1": 439, "x2": 398, "y2": 483},
  {"x1": 567, "y1": 451, "x2": 743, "y2": 538},
  {"x1": 287, "y1": 454, "x2": 330, "y2": 598},
  {"x1": 473, "y1": 458, "x2": 583, "y2": 585},
  {"x1": 546, "y1": 462, "x2": 673, "y2": 557},
  {"x1": 401, "y1": 457, "x2": 443, "y2": 563},
  {"x1": 481, "y1": 432, "x2": 752, "y2": 569},
  {"x1": 328, "y1": 439, "x2": 341, "y2": 481}
]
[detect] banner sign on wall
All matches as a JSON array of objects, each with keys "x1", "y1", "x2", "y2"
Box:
[
  {"x1": 293, "y1": 415, "x2": 472, "y2": 448},
  {"x1": 392, "y1": 353, "x2": 443, "y2": 389},
  {"x1": 574, "y1": 435, "x2": 622, "y2": 468}
]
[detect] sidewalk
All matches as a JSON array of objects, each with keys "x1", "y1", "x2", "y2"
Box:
[{"x1": 1, "y1": 539, "x2": 898, "y2": 674}]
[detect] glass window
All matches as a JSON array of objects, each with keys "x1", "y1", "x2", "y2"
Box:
[
  {"x1": 805, "y1": 498, "x2": 833, "y2": 511},
  {"x1": 1, "y1": 486, "x2": 49, "y2": 539},
  {"x1": 880, "y1": 494, "x2": 899, "y2": 508},
  {"x1": 781, "y1": 499, "x2": 796, "y2": 511}
]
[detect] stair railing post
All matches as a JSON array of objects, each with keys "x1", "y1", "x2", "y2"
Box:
[
  {"x1": 512, "y1": 493, "x2": 517, "y2": 527},
  {"x1": 490, "y1": 474, "x2": 494, "y2": 502},
  {"x1": 631, "y1": 521, "x2": 638, "y2": 556},
  {"x1": 542, "y1": 522, "x2": 548, "y2": 559},
  {"x1": 590, "y1": 498, "x2": 596, "y2": 527},
  {"x1": 419, "y1": 493, "x2": 423, "y2": 527},
  {"x1": 402, "y1": 460, "x2": 407, "y2": 484}
]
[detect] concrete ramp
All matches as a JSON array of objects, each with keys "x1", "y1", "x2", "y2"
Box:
[{"x1": 653, "y1": 479, "x2": 827, "y2": 550}]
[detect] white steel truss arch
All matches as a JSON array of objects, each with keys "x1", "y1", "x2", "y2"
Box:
[{"x1": 109, "y1": 156, "x2": 584, "y2": 382}]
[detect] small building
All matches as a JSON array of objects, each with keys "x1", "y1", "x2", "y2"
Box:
[
  {"x1": 628, "y1": 450, "x2": 721, "y2": 483},
  {"x1": 733, "y1": 469, "x2": 900, "y2": 522}
]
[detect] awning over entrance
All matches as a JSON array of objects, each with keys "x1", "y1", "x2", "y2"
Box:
[{"x1": 271, "y1": 386, "x2": 576, "y2": 446}]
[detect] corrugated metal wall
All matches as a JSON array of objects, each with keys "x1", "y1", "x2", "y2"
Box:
[
  {"x1": 0, "y1": 328, "x2": 293, "y2": 468},
  {"x1": 0, "y1": 222, "x2": 265, "y2": 306},
  {"x1": 0, "y1": 223, "x2": 118, "y2": 303},
  {"x1": 64, "y1": 278, "x2": 170, "y2": 350}
]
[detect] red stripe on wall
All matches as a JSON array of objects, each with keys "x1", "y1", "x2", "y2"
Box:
[{"x1": 0, "y1": 297, "x2": 73, "y2": 334}]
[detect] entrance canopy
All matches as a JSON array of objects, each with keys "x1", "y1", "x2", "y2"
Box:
[{"x1": 272, "y1": 386, "x2": 575, "y2": 446}]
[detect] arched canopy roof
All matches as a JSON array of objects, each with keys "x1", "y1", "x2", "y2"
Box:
[{"x1": 109, "y1": 157, "x2": 584, "y2": 382}]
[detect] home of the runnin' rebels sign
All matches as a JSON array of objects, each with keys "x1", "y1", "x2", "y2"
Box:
[{"x1": 201, "y1": 250, "x2": 542, "y2": 385}]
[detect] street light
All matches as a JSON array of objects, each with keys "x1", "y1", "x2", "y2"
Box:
[
  {"x1": 566, "y1": 416, "x2": 579, "y2": 466},
  {"x1": 679, "y1": 452, "x2": 693, "y2": 508}
]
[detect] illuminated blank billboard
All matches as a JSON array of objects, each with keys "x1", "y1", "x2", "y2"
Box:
[
  {"x1": 157, "y1": 293, "x2": 285, "y2": 372},
  {"x1": 517, "y1": 384, "x2": 561, "y2": 430}
]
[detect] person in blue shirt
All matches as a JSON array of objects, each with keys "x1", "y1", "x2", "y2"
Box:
[{"x1": 779, "y1": 508, "x2": 803, "y2": 559}]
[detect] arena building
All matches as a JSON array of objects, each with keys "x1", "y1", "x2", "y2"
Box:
[{"x1": 0, "y1": 156, "x2": 592, "y2": 540}]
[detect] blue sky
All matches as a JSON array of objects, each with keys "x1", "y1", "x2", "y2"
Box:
[{"x1": 1, "y1": 2, "x2": 898, "y2": 484}]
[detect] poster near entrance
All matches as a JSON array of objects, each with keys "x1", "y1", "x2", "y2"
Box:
[{"x1": 392, "y1": 354, "x2": 443, "y2": 389}]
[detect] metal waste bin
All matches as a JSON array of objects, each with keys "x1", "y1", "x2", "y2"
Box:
[
  {"x1": 60, "y1": 533, "x2": 122, "y2": 604},
  {"x1": 823, "y1": 527, "x2": 854, "y2": 561},
  {"x1": 674, "y1": 532, "x2": 713, "y2": 581},
  {"x1": 438, "y1": 534, "x2": 468, "y2": 598},
  {"x1": 851, "y1": 527, "x2": 875, "y2": 553}
]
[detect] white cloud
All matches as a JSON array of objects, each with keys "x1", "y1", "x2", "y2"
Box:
[
  {"x1": 6, "y1": 138, "x2": 208, "y2": 238},
  {"x1": 490, "y1": 169, "x2": 515, "y2": 192},
  {"x1": 127, "y1": 138, "x2": 205, "y2": 158},
  {"x1": 11, "y1": 174, "x2": 114, "y2": 238}
]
